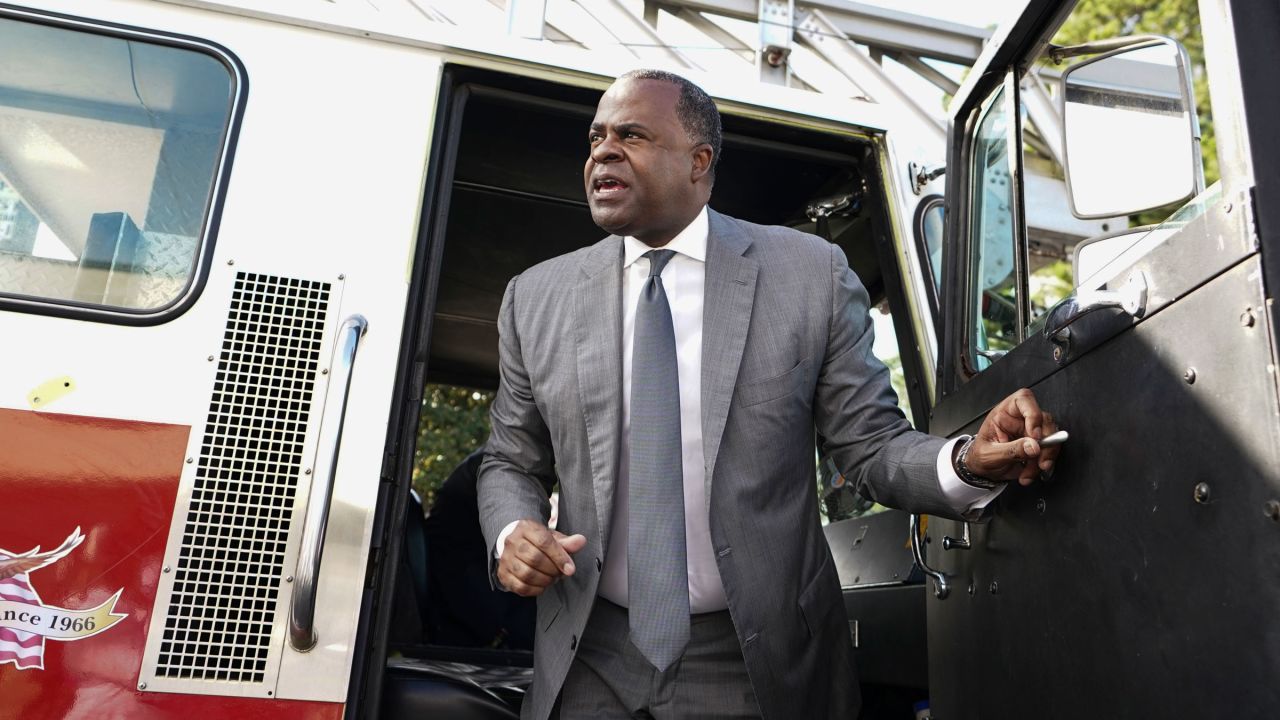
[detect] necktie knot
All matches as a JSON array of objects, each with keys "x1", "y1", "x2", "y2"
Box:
[{"x1": 644, "y1": 249, "x2": 676, "y2": 278}]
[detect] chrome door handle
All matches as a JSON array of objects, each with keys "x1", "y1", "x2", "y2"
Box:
[
  {"x1": 1043, "y1": 270, "x2": 1148, "y2": 342},
  {"x1": 943, "y1": 521, "x2": 971, "y2": 551},
  {"x1": 289, "y1": 314, "x2": 368, "y2": 652},
  {"x1": 910, "y1": 514, "x2": 950, "y2": 599}
]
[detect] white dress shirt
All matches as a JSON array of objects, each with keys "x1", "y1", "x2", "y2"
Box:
[
  {"x1": 497, "y1": 206, "x2": 999, "y2": 611},
  {"x1": 599, "y1": 206, "x2": 723, "y2": 612}
]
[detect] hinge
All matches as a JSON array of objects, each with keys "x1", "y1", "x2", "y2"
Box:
[
  {"x1": 380, "y1": 449, "x2": 398, "y2": 483},
  {"x1": 364, "y1": 546, "x2": 381, "y2": 589},
  {"x1": 1247, "y1": 185, "x2": 1261, "y2": 250}
]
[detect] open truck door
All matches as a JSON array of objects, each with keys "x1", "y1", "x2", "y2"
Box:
[
  {"x1": 917, "y1": 0, "x2": 1280, "y2": 716},
  {"x1": 0, "y1": 4, "x2": 440, "y2": 716}
]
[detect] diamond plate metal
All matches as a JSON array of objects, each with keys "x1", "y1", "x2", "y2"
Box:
[{"x1": 0, "y1": 252, "x2": 78, "y2": 298}]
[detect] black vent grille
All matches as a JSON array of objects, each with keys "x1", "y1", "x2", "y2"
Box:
[{"x1": 156, "y1": 272, "x2": 330, "y2": 682}]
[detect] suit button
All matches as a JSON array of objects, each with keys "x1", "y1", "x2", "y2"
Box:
[{"x1": 571, "y1": 635, "x2": 578, "y2": 650}]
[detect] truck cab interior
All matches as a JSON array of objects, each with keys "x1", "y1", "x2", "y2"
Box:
[{"x1": 373, "y1": 66, "x2": 929, "y2": 719}]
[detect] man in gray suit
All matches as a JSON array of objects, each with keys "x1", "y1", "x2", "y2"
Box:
[{"x1": 478, "y1": 70, "x2": 1059, "y2": 720}]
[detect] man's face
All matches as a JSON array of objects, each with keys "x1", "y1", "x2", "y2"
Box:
[{"x1": 584, "y1": 78, "x2": 702, "y2": 245}]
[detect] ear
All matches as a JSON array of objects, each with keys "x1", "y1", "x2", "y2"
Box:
[{"x1": 690, "y1": 143, "x2": 714, "y2": 183}]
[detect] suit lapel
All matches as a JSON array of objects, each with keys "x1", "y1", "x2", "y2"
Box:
[
  {"x1": 701, "y1": 210, "x2": 758, "y2": 504},
  {"x1": 574, "y1": 236, "x2": 624, "y2": 554}
]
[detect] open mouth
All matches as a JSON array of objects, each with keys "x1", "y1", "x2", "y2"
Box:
[{"x1": 593, "y1": 177, "x2": 628, "y2": 195}]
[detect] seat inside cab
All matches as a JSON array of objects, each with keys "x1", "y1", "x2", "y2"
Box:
[{"x1": 380, "y1": 67, "x2": 913, "y2": 719}]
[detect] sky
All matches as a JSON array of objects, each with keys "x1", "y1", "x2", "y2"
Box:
[{"x1": 879, "y1": 0, "x2": 1027, "y2": 28}]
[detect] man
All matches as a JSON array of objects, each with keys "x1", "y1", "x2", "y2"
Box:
[{"x1": 477, "y1": 69, "x2": 1058, "y2": 720}]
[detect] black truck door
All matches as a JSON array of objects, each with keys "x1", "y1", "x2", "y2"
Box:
[{"x1": 921, "y1": 1, "x2": 1280, "y2": 717}]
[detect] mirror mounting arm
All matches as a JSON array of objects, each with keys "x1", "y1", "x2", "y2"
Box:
[
  {"x1": 1043, "y1": 270, "x2": 1149, "y2": 344},
  {"x1": 1049, "y1": 34, "x2": 1167, "y2": 64},
  {"x1": 909, "y1": 161, "x2": 946, "y2": 195}
]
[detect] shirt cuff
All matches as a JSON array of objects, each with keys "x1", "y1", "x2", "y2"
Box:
[
  {"x1": 495, "y1": 520, "x2": 519, "y2": 559},
  {"x1": 936, "y1": 435, "x2": 1003, "y2": 515}
]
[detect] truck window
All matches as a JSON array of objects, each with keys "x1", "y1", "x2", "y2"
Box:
[
  {"x1": 0, "y1": 17, "x2": 237, "y2": 316},
  {"x1": 916, "y1": 194, "x2": 944, "y2": 297},
  {"x1": 962, "y1": 0, "x2": 1213, "y2": 376},
  {"x1": 967, "y1": 82, "x2": 1020, "y2": 371}
]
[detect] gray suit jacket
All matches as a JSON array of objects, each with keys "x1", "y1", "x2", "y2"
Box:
[{"x1": 478, "y1": 209, "x2": 957, "y2": 720}]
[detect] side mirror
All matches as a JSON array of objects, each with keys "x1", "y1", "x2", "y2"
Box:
[
  {"x1": 1072, "y1": 224, "x2": 1170, "y2": 290},
  {"x1": 1061, "y1": 38, "x2": 1201, "y2": 219}
]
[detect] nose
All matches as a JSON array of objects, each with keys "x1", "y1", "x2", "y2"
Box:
[{"x1": 590, "y1": 132, "x2": 622, "y2": 164}]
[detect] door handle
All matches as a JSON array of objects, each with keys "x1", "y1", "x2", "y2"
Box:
[
  {"x1": 1043, "y1": 270, "x2": 1148, "y2": 343},
  {"x1": 289, "y1": 314, "x2": 368, "y2": 652},
  {"x1": 943, "y1": 521, "x2": 971, "y2": 551},
  {"x1": 910, "y1": 514, "x2": 950, "y2": 599}
]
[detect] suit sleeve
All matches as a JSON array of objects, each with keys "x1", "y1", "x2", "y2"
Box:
[
  {"x1": 812, "y1": 243, "x2": 965, "y2": 520},
  {"x1": 477, "y1": 275, "x2": 558, "y2": 581}
]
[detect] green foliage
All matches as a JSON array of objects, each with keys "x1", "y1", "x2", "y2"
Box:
[
  {"x1": 1029, "y1": 259, "x2": 1073, "y2": 317},
  {"x1": 413, "y1": 383, "x2": 494, "y2": 509},
  {"x1": 1052, "y1": 0, "x2": 1217, "y2": 191}
]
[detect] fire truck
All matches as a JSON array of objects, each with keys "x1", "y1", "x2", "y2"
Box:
[{"x1": 0, "y1": 0, "x2": 1275, "y2": 718}]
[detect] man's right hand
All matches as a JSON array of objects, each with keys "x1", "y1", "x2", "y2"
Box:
[{"x1": 497, "y1": 519, "x2": 587, "y2": 597}]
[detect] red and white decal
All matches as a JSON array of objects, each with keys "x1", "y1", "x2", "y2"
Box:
[{"x1": 0, "y1": 528, "x2": 128, "y2": 670}]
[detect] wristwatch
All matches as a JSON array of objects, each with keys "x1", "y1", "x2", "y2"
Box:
[{"x1": 954, "y1": 436, "x2": 1001, "y2": 490}]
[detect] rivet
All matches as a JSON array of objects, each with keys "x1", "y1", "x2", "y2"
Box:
[
  {"x1": 186, "y1": 457, "x2": 194, "y2": 464},
  {"x1": 1264, "y1": 500, "x2": 1280, "y2": 521},
  {"x1": 989, "y1": 580, "x2": 1000, "y2": 595},
  {"x1": 1241, "y1": 308, "x2": 1256, "y2": 327},
  {"x1": 304, "y1": 468, "x2": 312, "y2": 475},
  {"x1": 1224, "y1": 201, "x2": 1233, "y2": 213},
  {"x1": 1194, "y1": 482, "x2": 1211, "y2": 504},
  {"x1": 163, "y1": 566, "x2": 171, "y2": 573},
  {"x1": 337, "y1": 273, "x2": 345, "y2": 281},
  {"x1": 286, "y1": 575, "x2": 294, "y2": 583},
  {"x1": 892, "y1": 572, "x2": 899, "y2": 579},
  {"x1": 321, "y1": 368, "x2": 329, "y2": 375},
  {"x1": 207, "y1": 355, "x2": 215, "y2": 362},
  {"x1": 1052, "y1": 346, "x2": 1064, "y2": 363},
  {"x1": 267, "y1": 691, "x2": 273, "y2": 697},
  {"x1": 32, "y1": 396, "x2": 40, "y2": 403},
  {"x1": 967, "y1": 582, "x2": 975, "y2": 596},
  {"x1": 139, "y1": 682, "x2": 147, "y2": 690},
  {"x1": 227, "y1": 259, "x2": 235, "y2": 266},
  {"x1": 1183, "y1": 368, "x2": 1197, "y2": 384},
  {"x1": 1035, "y1": 498, "x2": 1047, "y2": 514}
]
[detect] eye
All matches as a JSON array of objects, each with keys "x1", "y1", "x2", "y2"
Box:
[{"x1": 588, "y1": 132, "x2": 603, "y2": 144}]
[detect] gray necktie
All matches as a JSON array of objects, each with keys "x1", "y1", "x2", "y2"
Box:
[{"x1": 628, "y1": 248, "x2": 690, "y2": 671}]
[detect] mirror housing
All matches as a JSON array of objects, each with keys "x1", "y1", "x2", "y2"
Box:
[{"x1": 1060, "y1": 37, "x2": 1202, "y2": 219}]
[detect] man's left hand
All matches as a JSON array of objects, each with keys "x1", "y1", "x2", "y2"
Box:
[{"x1": 961, "y1": 388, "x2": 1060, "y2": 486}]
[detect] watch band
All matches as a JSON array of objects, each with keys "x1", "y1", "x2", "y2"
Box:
[{"x1": 955, "y1": 436, "x2": 1001, "y2": 490}]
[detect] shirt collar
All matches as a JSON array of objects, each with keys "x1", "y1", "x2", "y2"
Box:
[{"x1": 622, "y1": 205, "x2": 708, "y2": 268}]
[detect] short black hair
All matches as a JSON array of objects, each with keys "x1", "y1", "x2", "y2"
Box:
[{"x1": 620, "y1": 69, "x2": 722, "y2": 179}]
